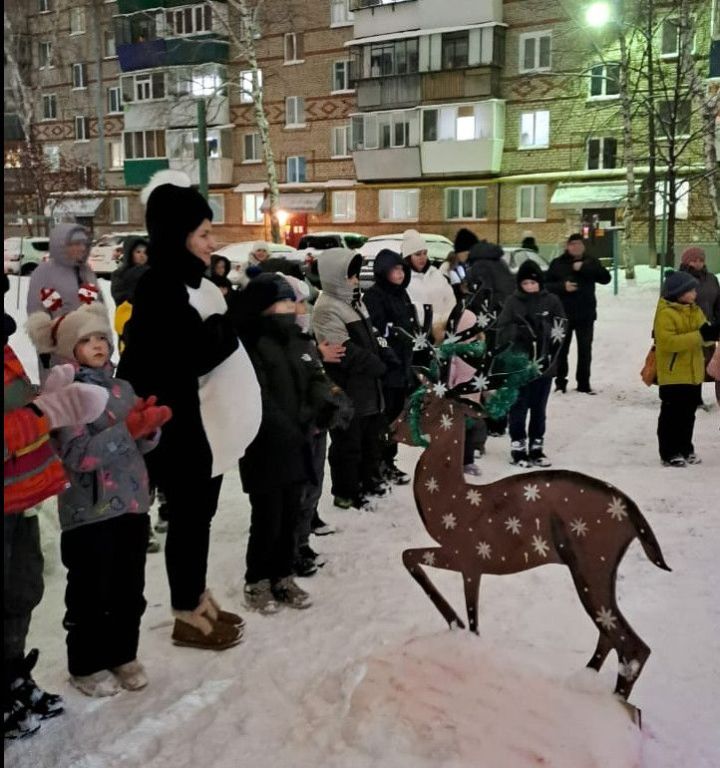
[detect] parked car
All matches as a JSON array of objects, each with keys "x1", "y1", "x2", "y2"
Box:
[
  {"x1": 358, "y1": 233, "x2": 453, "y2": 287},
  {"x1": 501, "y1": 247, "x2": 550, "y2": 274},
  {"x1": 214, "y1": 241, "x2": 301, "y2": 285},
  {"x1": 88, "y1": 232, "x2": 147, "y2": 277},
  {"x1": 4, "y1": 237, "x2": 50, "y2": 275},
  {"x1": 297, "y1": 232, "x2": 368, "y2": 286}
]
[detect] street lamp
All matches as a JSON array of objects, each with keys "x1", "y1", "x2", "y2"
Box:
[{"x1": 585, "y1": 1, "x2": 612, "y2": 28}]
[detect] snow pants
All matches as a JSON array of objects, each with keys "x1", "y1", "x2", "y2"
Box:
[
  {"x1": 657, "y1": 383, "x2": 701, "y2": 461},
  {"x1": 508, "y1": 377, "x2": 553, "y2": 444},
  {"x1": 295, "y1": 432, "x2": 327, "y2": 555},
  {"x1": 61, "y1": 514, "x2": 148, "y2": 677},
  {"x1": 328, "y1": 412, "x2": 384, "y2": 500},
  {"x1": 555, "y1": 320, "x2": 595, "y2": 391}
]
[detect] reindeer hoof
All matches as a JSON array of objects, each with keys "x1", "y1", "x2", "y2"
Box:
[{"x1": 448, "y1": 618, "x2": 466, "y2": 631}]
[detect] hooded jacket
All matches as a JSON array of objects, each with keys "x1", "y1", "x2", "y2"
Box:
[
  {"x1": 110, "y1": 236, "x2": 149, "y2": 306},
  {"x1": 653, "y1": 297, "x2": 709, "y2": 386},
  {"x1": 363, "y1": 250, "x2": 419, "y2": 390},
  {"x1": 545, "y1": 251, "x2": 611, "y2": 325},
  {"x1": 465, "y1": 242, "x2": 515, "y2": 312},
  {"x1": 312, "y1": 248, "x2": 386, "y2": 417}
]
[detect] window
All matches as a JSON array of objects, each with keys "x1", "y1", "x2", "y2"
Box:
[
  {"x1": 208, "y1": 194, "x2": 225, "y2": 224},
  {"x1": 589, "y1": 63, "x2": 620, "y2": 98},
  {"x1": 422, "y1": 104, "x2": 497, "y2": 143},
  {"x1": 658, "y1": 100, "x2": 691, "y2": 137},
  {"x1": 72, "y1": 63, "x2": 87, "y2": 89},
  {"x1": 442, "y1": 31, "x2": 469, "y2": 69},
  {"x1": 41, "y1": 93, "x2": 57, "y2": 120},
  {"x1": 379, "y1": 189, "x2": 419, "y2": 221},
  {"x1": 191, "y1": 72, "x2": 221, "y2": 96},
  {"x1": 587, "y1": 137, "x2": 617, "y2": 169},
  {"x1": 332, "y1": 60, "x2": 351, "y2": 92},
  {"x1": 239, "y1": 69, "x2": 262, "y2": 103},
  {"x1": 519, "y1": 110, "x2": 550, "y2": 149},
  {"x1": 70, "y1": 7, "x2": 85, "y2": 34},
  {"x1": 165, "y1": 5, "x2": 212, "y2": 37},
  {"x1": 519, "y1": 32, "x2": 552, "y2": 73},
  {"x1": 38, "y1": 0, "x2": 49, "y2": 12},
  {"x1": 517, "y1": 185, "x2": 547, "y2": 221},
  {"x1": 39, "y1": 41, "x2": 52, "y2": 68},
  {"x1": 111, "y1": 197, "x2": 129, "y2": 224},
  {"x1": 660, "y1": 18, "x2": 681, "y2": 57},
  {"x1": 107, "y1": 87, "x2": 122, "y2": 114},
  {"x1": 332, "y1": 191, "x2": 356, "y2": 222},
  {"x1": 284, "y1": 32, "x2": 303, "y2": 63},
  {"x1": 244, "y1": 132, "x2": 261, "y2": 162},
  {"x1": 351, "y1": 112, "x2": 411, "y2": 150},
  {"x1": 108, "y1": 139, "x2": 123, "y2": 169},
  {"x1": 243, "y1": 193, "x2": 264, "y2": 224},
  {"x1": 331, "y1": 0, "x2": 353, "y2": 25},
  {"x1": 286, "y1": 155, "x2": 306, "y2": 183},
  {"x1": 285, "y1": 96, "x2": 305, "y2": 127},
  {"x1": 332, "y1": 125, "x2": 351, "y2": 157},
  {"x1": 74, "y1": 116, "x2": 90, "y2": 141},
  {"x1": 104, "y1": 30, "x2": 116, "y2": 58},
  {"x1": 369, "y1": 39, "x2": 419, "y2": 77},
  {"x1": 655, "y1": 179, "x2": 689, "y2": 220},
  {"x1": 446, "y1": 187, "x2": 488, "y2": 220},
  {"x1": 122, "y1": 72, "x2": 166, "y2": 102},
  {"x1": 123, "y1": 130, "x2": 167, "y2": 159},
  {"x1": 43, "y1": 145, "x2": 60, "y2": 171}
]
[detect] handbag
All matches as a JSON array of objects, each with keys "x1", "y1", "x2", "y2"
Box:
[{"x1": 640, "y1": 345, "x2": 657, "y2": 386}]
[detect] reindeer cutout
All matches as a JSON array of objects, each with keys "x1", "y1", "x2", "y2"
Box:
[{"x1": 393, "y1": 332, "x2": 670, "y2": 701}]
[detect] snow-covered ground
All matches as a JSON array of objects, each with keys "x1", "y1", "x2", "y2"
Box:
[{"x1": 4, "y1": 268, "x2": 719, "y2": 768}]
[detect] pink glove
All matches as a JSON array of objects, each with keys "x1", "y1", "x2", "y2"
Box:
[{"x1": 35, "y1": 365, "x2": 109, "y2": 429}]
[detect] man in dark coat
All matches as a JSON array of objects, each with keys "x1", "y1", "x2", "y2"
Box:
[
  {"x1": 546, "y1": 233, "x2": 611, "y2": 394},
  {"x1": 465, "y1": 240, "x2": 515, "y2": 314},
  {"x1": 363, "y1": 249, "x2": 419, "y2": 485}
]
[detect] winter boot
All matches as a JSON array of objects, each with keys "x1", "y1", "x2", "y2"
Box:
[
  {"x1": 201, "y1": 590, "x2": 245, "y2": 629},
  {"x1": 661, "y1": 455, "x2": 687, "y2": 468},
  {"x1": 271, "y1": 577, "x2": 312, "y2": 610},
  {"x1": 8, "y1": 650, "x2": 64, "y2": 719},
  {"x1": 685, "y1": 453, "x2": 702, "y2": 465},
  {"x1": 510, "y1": 440, "x2": 531, "y2": 468},
  {"x1": 171, "y1": 604, "x2": 243, "y2": 650},
  {"x1": 529, "y1": 439, "x2": 552, "y2": 467},
  {"x1": 362, "y1": 479, "x2": 388, "y2": 498},
  {"x1": 463, "y1": 463, "x2": 482, "y2": 477},
  {"x1": 293, "y1": 557, "x2": 318, "y2": 577},
  {"x1": 353, "y1": 494, "x2": 377, "y2": 512},
  {"x1": 383, "y1": 462, "x2": 410, "y2": 486},
  {"x1": 69, "y1": 670, "x2": 122, "y2": 698},
  {"x1": 299, "y1": 544, "x2": 326, "y2": 568},
  {"x1": 311, "y1": 513, "x2": 336, "y2": 536},
  {"x1": 244, "y1": 580, "x2": 281, "y2": 615},
  {"x1": 333, "y1": 496, "x2": 354, "y2": 510},
  {"x1": 4, "y1": 699, "x2": 40, "y2": 740},
  {"x1": 111, "y1": 660, "x2": 148, "y2": 691}
]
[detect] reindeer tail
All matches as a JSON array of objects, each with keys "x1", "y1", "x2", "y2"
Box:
[{"x1": 627, "y1": 501, "x2": 672, "y2": 572}]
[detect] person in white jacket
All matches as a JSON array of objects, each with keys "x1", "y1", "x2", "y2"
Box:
[{"x1": 401, "y1": 229, "x2": 456, "y2": 343}]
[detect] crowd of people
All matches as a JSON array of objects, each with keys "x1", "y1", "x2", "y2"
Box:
[{"x1": 4, "y1": 170, "x2": 719, "y2": 740}]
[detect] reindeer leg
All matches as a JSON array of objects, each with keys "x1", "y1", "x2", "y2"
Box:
[
  {"x1": 587, "y1": 632, "x2": 614, "y2": 672},
  {"x1": 462, "y1": 572, "x2": 481, "y2": 634},
  {"x1": 402, "y1": 548, "x2": 466, "y2": 630}
]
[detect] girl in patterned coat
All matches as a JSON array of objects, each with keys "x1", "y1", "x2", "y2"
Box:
[{"x1": 26, "y1": 303, "x2": 171, "y2": 697}]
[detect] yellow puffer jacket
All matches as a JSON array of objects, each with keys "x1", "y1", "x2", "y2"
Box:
[{"x1": 653, "y1": 298, "x2": 708, "y2": 385}]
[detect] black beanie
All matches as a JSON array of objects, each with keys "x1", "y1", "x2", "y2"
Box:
[
  {"x1": 241, "y1": 273, "x2": 295, "y2": 315},
  {"x1": 517, "y1": 259, "x2": 545, "y2": 288},
  {"x1": 454, "y1": 228, "x2": 479, "y2": 254},
  {"x1": 567, "y1": 233, "x2": 584, "y2": 243}
]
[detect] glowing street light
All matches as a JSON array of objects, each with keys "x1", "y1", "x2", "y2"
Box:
[{"x1": 585, "y1": 1, "x2": 612, "y2": 27}]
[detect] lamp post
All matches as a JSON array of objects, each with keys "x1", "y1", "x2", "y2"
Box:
[{"x1": 196, "y1": 98, "x2": 209, "y2": 201}]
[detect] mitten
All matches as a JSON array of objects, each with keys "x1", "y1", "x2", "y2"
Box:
[
  {"x1": 43, "y1": 364, "x2": 76, "y2": 393},
  {"x1": 126, "y1": 403, "x2": 172, "y2": 439},
  {"x1": 34, "y1": 383, "x2": 109, "y2": 429},
  {"x1": 699, "y1": 323, "x2": 720, "y2": 342}
]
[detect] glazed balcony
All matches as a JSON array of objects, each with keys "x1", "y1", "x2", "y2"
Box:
[{"x1": 117, "y1": 38, "x2": 230, "y2": 72}]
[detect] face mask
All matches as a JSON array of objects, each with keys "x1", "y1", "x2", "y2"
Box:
[{"x1": 296, "y1": 314, "x2": 311, "y2": 334}]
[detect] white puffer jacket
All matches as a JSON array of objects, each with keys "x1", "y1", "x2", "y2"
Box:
[{"x1": 406, "y1": 265, "x2": 457, "y2": 333}]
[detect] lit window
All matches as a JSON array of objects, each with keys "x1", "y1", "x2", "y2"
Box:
[
  {"x1": 239, "y1": 69, "x2": 262, "y2": 104},
  {"x1": 379, "y1": 189, "x2": 419, "y2": 221},
  {"x1": 243, "y1": 193, "x2": 264, "y2": 224},
  {"x1": 332, "y1": 191, "x2": 356, "y2": 222}
]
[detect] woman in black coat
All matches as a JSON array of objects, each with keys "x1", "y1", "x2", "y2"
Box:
[{"x1": 110, "y1": 236, "x2": 149, "y2": 306}]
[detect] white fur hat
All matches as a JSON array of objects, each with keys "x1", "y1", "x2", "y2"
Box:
[
  {"x1": 401, "y1": 229, "x2": 427, "y2": 257},
  {"x1": 26, "y1": 304, "x2": 112, "y2": 363},
  {"x1": 251, "y1": 241, "x2": 270, "y2": 254},
  {"x1": 280, "y1": 273, "x2": 310, "y2": 302}
]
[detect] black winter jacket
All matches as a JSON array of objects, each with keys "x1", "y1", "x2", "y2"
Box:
[
  {"x1": 110, "y1": 236, "x2": 149, "y2": 305},
  {"x1": 465, "y1": 241, "x2": 515, "y2": 312},
  {"x1": 679, "y1": 265, "x2": 720, "y2": 324},
  {"x1": 545, "y1": 252, "x2": 611, "y2": 325}
]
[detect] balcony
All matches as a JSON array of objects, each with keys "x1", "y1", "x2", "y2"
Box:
[
  {"x1": 168, "y1": 157, "x2": 233, "y2": 186},
  {"x1": 118, "y1": 38, "x2": 230, "y2": 72},
  {"x1": 353, "y1": 147, "x2": 421, "y2": 181},
  {"x1": 357, "y1": 74, "x2": 421, "y2": 110},
  {"x1": 118, "y1": 0, "x2": 226, "y2": 11},
  {"x1": 422, "y1": 68, "x2": 501, "y2": 101},
  {"x1": 124, "y1": 158, "x2": 170, "y2": 187},
  {"x1": 123, "y1": 96, "x2": 230, "y2": 132},
  {"x1": 349, "y1": 0, "x2": 415, "y2": 9}
]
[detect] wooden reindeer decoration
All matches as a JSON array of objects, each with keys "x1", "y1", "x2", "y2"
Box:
[{"x1": 394, "y1": 327, "x2": 670, "y2": 702}]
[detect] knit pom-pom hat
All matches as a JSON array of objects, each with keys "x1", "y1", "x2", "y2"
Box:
[
  {"x1": 680, "y1": 246, "x2": 705, "y2": 266},
  {"x1": 661, "y1": 270, "x2": 699, "y2": 302},
  {"x1": 26, "y1": 304, "x2": 112, "y2": 363},
  {"x1": 453, "y1": 228, "x2": 479, "y2": 254}
]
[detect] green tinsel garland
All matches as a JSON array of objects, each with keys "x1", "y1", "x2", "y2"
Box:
[
  {"x1": 406, "y1": 386, "x2": 430, "y2": 447},
  {"x1": 484, "y1": 350, "x2": 540, "y2": 419}
]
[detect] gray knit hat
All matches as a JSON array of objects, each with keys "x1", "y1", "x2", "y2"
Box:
[{"x1": 662, "y1": 271, "x2": 698, "y2": 301}]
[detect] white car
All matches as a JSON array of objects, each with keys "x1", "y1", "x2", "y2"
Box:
[
  {"x1": 216, "y1": 241, "x2": 301, "y2": 285},
  {"x1": 297, "y1": 232, "x2": 368, "y2": 286},
  {"x1": 359, "y1": 233, "x2": 453, "y2": 287},
  {"x1": 501, "y1": 247, "x2": 550, "y2": 274},
  {"x1": 89, "y1": 232, "x2": 147, "y2": 277},
  {"x1": 4, "y1": 236, "x2": 50, "y2": 275}
]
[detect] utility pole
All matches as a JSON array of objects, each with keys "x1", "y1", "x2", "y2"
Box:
[
  {"x1": 196, "y1": 98, "x2": 208, "y2": 200},
  {"x1": 92, "y1": 0, "x2": 106, "y2": 190}
]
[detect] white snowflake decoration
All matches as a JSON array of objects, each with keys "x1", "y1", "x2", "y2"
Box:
[
  {"x1": 443, "y1": 332, "x2": 462, "y2": 346},
  {"x1": 432, "y1": 382, "x2": 448, "y2": 398},
  {"x1": 440, "y1": 414, "x2": 454, "y2": 431},
  {"x1": 595, "y1": 606, "x2": 618, "y2": 631},
  {"x1": 466, "y1": 489, "x2": 482, "y2": 506},
  {"x1": 470, "y1": 373, "x2": 489, "y2": 392},
  {"x1": 476, "y1": 541, "x2": 492, "y2": 559},
  {"x1": 504, "y1": 516, "x2": 522, "y2": 535},
  {"x1": 618, "y1": 658, "x2": 640, "y2": 680},
  {"x1": 531, "y1": 535, "x2": 550, "y2": 557},
  {"x1": 441, "y1": 513, "x2": 457, "y2": 530},
  {"x1": 412, "y1": 332, "x2": 429, "y2": 351},
  {"x1": 422, "y1": 551, "x2": 436, "y2": 566},
  {"x1": 425, "y1": 477, "x2": 439, "y2": 494},
  {"x1": 607, "y1": 497, "x2": 628, "y2": 521},
  {"x1": 523, "y1": 484, "x2": 541, "y2": 502},
  {"x1": 569, "y1": 518, "x2": 588, "y2": 537},
  {"x1": 475, "y1": 311, "x2": 493, "y2": 329},
  {"x1": 549, "y1": 317, "x2": 566, "y2": 344}
]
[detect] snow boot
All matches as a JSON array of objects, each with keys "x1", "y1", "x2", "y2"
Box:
[
  {"x1": 510, "y1": 440, "x2": 532, "y2": 468},
  {"x1": 662, "y1": 455, "x2": 687, "y2": 468},
  {"x1": 4, "y1": 699, "x2": 40, "y2": 740},
  {"x1": 244, "y1": 580, "x2": 281, "y2": 615},
  {"x1": 201, "y1": 590, "x2": 245, "y2": 629},
  {"x1": 111, "y1": 660, "x2": 148, "y2": 691},
  {"x1": 333, "y1": 496, "x2": 354, "y2": 510},
  {"x1": 383, "y1": 463, "x2": 410, "y2": 486},
  {"x1": 685, "y1": 453, "x2": 702, "y2": 465},
  {"x1": 69, "y1": 670, "x2": 122, "y2": 698},
  {"x1": 171, "y1": 604, "x2": 243, "y2": 650},
  {"x1": 529, "y1": 439, "x2": 552, "y2": 467},
  {"x1": 311, "y1": 513, "x2": 336, "y2": 536},
  {"x1": 362, "y1": 479, "x2": 388, "y2": 498},
  {"x1": 463, "y1": 463, "x2": 482, "y2": 477},
  {"x1": 294, "y1": 557, "x2": 318, "y2": 577},
  {"x1": 299, "y1": 544, "x2": 326, "y2": 568},
  {"x1": 271, "y1": 577, "x2": 312, "y2": 610},
  {"x1": 8, "y1": 649, "x2": 64, "y2": 719}
]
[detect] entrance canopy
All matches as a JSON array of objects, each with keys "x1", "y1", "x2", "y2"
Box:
[
  {"x1": 260, "y1": 192, "x2": 325, "y2": 214},
  {"x1": 550, "y1": 183, "x2": 635, "y2": 209},
  {"x1": 45, "y1": 198, "x2": 104, "y2": 218}
]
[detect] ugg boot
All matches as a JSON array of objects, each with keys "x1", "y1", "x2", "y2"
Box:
[
  {"x1": 200, "y1": 590, "x2": 245, "y2": 629},
  {"x1": 171, "y1": 604, "x2": 242, "y2": 650},
  {"x1": 510, "y1": 440, "x2": 531, "y2": 467},
  {"x1": 111, "y1": 660, "x2": 148, "y2": 691},
  {"x1": 69, "y1": 670, "x2": 121, "y2": 698}
]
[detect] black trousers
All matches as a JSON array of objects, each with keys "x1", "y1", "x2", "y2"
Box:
[
  {"x1": 246, "y1": 484, "x2": 301, "y2": 584},
  {"x1": 60, "y1": 514, "x2": 148, "y2": 677},
  {"x1": 508, "y1": 377, "x2": 553, "y2": 443},
  {"x1": 4, "y1": 514, "x2": 44, "y2": 677},
  {"x1": 329, "y1": 412, "x2": 384, "y2": 499},
  {"x1": 657, "y1": 384, "x2": 701, "y2": 461},
  {"x1": 556, "y1": 320, "x2": 595, "y2": 391},
  {"x1": 163, "y1": 474, "x2": 223, "y2": 611},
  {"x1": 296, "y1": 431, "x2": 327, "y2": 554},
  {"x1": 381, "y1": 386, "x2": 410, "y2": 465}
]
